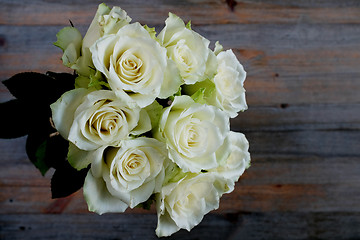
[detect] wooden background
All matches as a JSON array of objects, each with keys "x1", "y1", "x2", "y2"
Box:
[{"x1": 1, "y1": 0, "x2": 360, "y2": 239}]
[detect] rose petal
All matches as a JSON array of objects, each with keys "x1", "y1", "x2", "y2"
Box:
[
  {"x1": 50, "y1": 88, "x2": 89, "y2": 139},
  {"x1": 83, "y1": 171, "x2": 128, "y2": 214}
]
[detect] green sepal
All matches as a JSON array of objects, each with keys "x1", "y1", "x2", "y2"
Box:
[
  {"x1": 186, "y1": 20, "x2": 191, "y2": 30},
  {"x1": 144, "y1": 25, "x2": 158, "y2": 41},
  {"x1": 191, "y1": 88, "x2": 207, "y2": 104},
  {"x1": 214, "y1": 41, "x2": 223, "y2": 55},
  {"x1": 75, "y1": 75, "x2": 91, "y2": 88},
  {"x1": 144, "y1": 100, "x2": 163, "y2": 130},
  {"x1": 182, "y1": 79, "x2": 216, "y2": 103},
  {"x1": 88, "y1": 71, "x2": 110, "y2": 89},
  {"x1": 163, "y1": 162, "x2": 187, "y2": 184}
]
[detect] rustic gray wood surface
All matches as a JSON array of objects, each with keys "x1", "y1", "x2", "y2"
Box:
[{"x1": 0, "y1": 0, "x2": 360, "y2": 239}]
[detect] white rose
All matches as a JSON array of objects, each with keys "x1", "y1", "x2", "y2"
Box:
[
  {"x1": 50, "y1": 89, "x2": 151, "y2": 151},
  {"x1": 72, "y1": 3, "x2": 132, "y2": 78},
  {"x1": 213, "y1": 49, "x2": 247, "y2": 118},
  {"x1": 158, "y1": 13, "x2": 217, "y2": 84},
  {"x1": 83, "y1": 137, "x2": 167, "y2": 214},
  {"x1": 210, "y1": 131, "x2": 251, "y2": 182},
  {"x1": 155, "y1": 95, "x2": 230, "y2": 173},
  {"x1": 155, "y1": 172, "x2": 232, "y2": 237},
  {"x1": 91, "y1": 22, "x2": 182, "y2": 108}
]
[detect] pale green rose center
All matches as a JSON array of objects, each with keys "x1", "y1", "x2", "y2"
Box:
[
  {"x1": 182, "y1": 119, "x2": 205, "y2": 149},
  {"x1": 86, "y1": 100, "x2": 132, "y2": 141},
  {"x1": 112, "y1": 149, "x2": 150, "y2": 183},
  {"x1": 116, "y1": 50, "x2": 144, "y2": 84},
  {"x1": 173, "y1": 39, "x2": 196, "y2": 72},
  {"x1": 216, "y1": 69, "x2": 239, "y2": 99},
  {"x1": 175, "y1": 116, "x2": 207, "y2": 158},
  {"x1": 174, "y1": 193, "x2": 195, "y2": 214},
  {"x1": 122, "y1": 153, "x2": 145, "y2": 175}
]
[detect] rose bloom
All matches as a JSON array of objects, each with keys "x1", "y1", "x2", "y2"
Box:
[
  {"x1": 158, "y1": 13, "x2": 217, "y2": 84},
  {"x1": 155, "y1": 172, "x2": 233, "y2": 237},
  {"x1": 213, "y1": 49, "x2": 247, "y2": 118},
  {"x1": 75, "y1": 4, "x2": 132, "y2": 78},
  {"x1": 91, "y1": 22, "x2": 181, "y2": 107},
  {"x1": 83, "y1": 137, "x2": 166, "y2": 213},
  {"x1": 55, "y1": 3, "x2": 132, "y2": 80},
  {"x1": 51, "y1": 89, "x2": 151, "y2": 151},
  {"x1": 155, "y1": 95, "x2": 230, "y2": 173},
  {"x1": 210, "y1": 131, "x2": 251, "y2": 182}
]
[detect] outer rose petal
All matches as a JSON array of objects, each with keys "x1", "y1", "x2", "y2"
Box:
[
  {"x1": 130, "y1": 109, "x2": 152, "y2": 136},
  {"x1": 211, "y1": 131, "x2": 250, "y2": 182},
  {"x1": 156, "y1": 95, "x2": 230, "y2": 173},
  {"x1": 102, "y1": 138, "x2": 166, "y2": 208},
  {"x1": 68, "y1": 144, "x2": 107, "y2": 170},
  {"x1": 67, "y1": 90, "x2": 142, "y2": 151},
  {"x1": 214, "y1": 49, "x2": 247, "y2": 117},
  {"x1": 54, "y1": 27, "x2": 83, "y2": 67},
  {"x1": 158, "y1": 13, "x2": 216, "y2": 84},
  {"x1": 83, "y1": 170, "x2": 128, "y2": 215},
  {"x1": 81, "y1": 3, "x2": 111, "y2": 51},
  {"x1": 90, "y1": 23, "x2": 170, "y2": 108},
  {"x1": 50, "y1": 88, "x2": 90, "y2": 139},
  {"x1": 158, "y1": 58, "x2": 183, "y2": 99},
  {"x1": 155, "y1": 173, "x2": 232, "y2": 237}
]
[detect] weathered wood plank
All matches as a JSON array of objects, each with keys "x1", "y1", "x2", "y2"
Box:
[
  {"x1": 2, "y1": 23, "x2": 360, "y2": 53},
  {"x1": 231, "y1": 104, "x2": 360, "y2": 131},
  {"x1": 1, "y1": 0, "x2": 360, "y2": 26},
  {"x1": 0, "y1": 96, "x2": 359, "y2": 132},
  {"x1": 2, "y1": 176, "x2": 359, "y2": 214},
  {"x1": 1, "y1": 130, "x2": 359, "y2": 165},
  {"x1": 1, "y1": 212, "x2": 360, "y2": 240},
  {"x1": 246, "y1": 130, "x2": 360, "y2": 157},
  {"x1": 1, "y1": 153, "x2": 359, "y2": 214},
  {"x1": 1, "y1": 22, "x2": 359, "y2": 105},
  {"x1": 0, "y1": 0, "x2": 359, "y2": 239}
]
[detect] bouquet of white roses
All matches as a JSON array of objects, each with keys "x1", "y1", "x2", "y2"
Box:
[{"x1": 0, "y1": 3, "x2": 250, "y2": 237}]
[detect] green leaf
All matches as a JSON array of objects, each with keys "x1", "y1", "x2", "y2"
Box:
[
  {"x1": 25, "y1": 127, "x2": 69, "y2": 176},
  {"x1": 51, "y1": 162, "x2": 89, "y2": 199},
  {"x1": 45, "y1": 134, "x2": 69, "y2": 170},
  {"x1": 2, "y1": 72, "x2": 75, "y2": 105},
  {"x1": 0, "y1": 100, "x2": 31, "y2": 138},
  {"x1": 33, "y1": 140, "x2": 50, "y2": 176},
  {"x1": 26, "y1": 121, "x2": 53, "y2": 176}
]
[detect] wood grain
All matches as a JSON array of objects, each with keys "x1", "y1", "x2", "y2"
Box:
[
  {"x1": 0, "y1": 0, "x2": 360, "y2": 239},
  {"x1": 1, "y1": 212, "x2": 360, "y2": 240}
]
